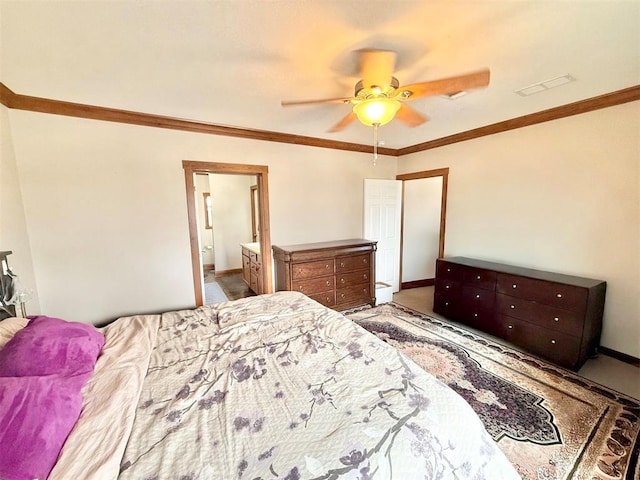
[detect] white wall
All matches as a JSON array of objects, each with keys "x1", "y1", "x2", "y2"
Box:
[
  {"x1": 402, "y1": 177, "x2": 442, "y2": 282},
  {"x1": 5, "y1": 100, "x2": 637, "y2": 358},
  {"x1": 0, "y1": 105, "x2": 40, "y2": 315},
  {"x1": 6, "y1": 109, "x2": 396, "y2": 324},
  {"x1": 399, "y1": 101, "x2": 640, "y2": 358},
  {"x1": 209, "y1": 173, "x2": 254, "y2": 272}
]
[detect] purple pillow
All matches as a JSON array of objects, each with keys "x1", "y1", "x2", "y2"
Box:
[
  {"x1": 0, "y1": 315, "x2": 104, "y2": 377},
  {"x1": 0, "y1": 316, "x2": 104, "y2": 480}
]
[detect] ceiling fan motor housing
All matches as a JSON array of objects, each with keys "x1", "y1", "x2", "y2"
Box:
[{"x1": 354, "y1": 77, "x2": 400, "y2": 99}]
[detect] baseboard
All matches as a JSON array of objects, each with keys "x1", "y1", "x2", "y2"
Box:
[
  {"x1": 598, "y1": 346, "x2": 640, "y2": 367},
  {"x1": 401, "y1": 279, "x2": 435, "y2": 289},
  {"x1": 214, "y1": 268, "x2": 242, "y2": 278}
]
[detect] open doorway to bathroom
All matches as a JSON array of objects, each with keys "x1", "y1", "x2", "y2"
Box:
[
  {"x1": 194, "y1": 172, "x2": 258, "y2": 304},
  {"x1": 183, "y1": 161, "x2": 272, "y2": 307}
]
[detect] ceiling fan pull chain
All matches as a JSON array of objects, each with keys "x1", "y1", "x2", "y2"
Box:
[{"x1": 373, "y1": 123, "x2": 379, "y2": 166}]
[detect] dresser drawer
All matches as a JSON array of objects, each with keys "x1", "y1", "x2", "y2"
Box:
[
  {"x1": 336, "y1": 284, "x2": 370, "y2": 305},
  {"x1": 433, "y1": 291, "x2": 461, "y2": 317},
  {"x1": 250, "y1": 271, "x2": 261, "y2": 293},
  {"x1": 496, "y1": 293, "x2": 583, "y2": 337},
  {"x1": 291, "y1": 260, "x2": 335, "y2": 280},
  {"x1": 243, "y1": 255, "x2": 251, "y2": 270},
  {"x1": 497, "y1": 274, "x2": 588, "y2": 314},
  {"x1": 496, "y1": 315, "x2": 581, "y2": 369},
  {"x1": 461, "y1": 305, "x2": 495, "y2": 332},
  {"x1": 435, "y1": 278, "x2": 461, "y2": 295},
  {"x1": 292, "y1": 276, "x2": 335, "y2": 295},
  {"x1": 462, "y1": 286, "x2": 495, "y2": 311},
  {"x1": 436, "y1": 260, "x2": 463, "y2": 281},
  {"x1": 309, "y1": 291, "x2": 336, "y2": 307},
  {"x1": 433, "y1": 292, "x2": 462, "y2": 319},
  {"x1": 462, "y1": 268, "x2": 497, "y2": 291},
  {"x1": 337, "y1": 269, "x2": 370, "y2": 287},
  {"x1": 336, "y1": 254, "x2": 370, "y2": 272}
]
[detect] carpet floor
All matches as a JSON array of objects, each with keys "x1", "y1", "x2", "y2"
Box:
[{"x1": 343, "y1": 302, "x2": 640, "y2": 480}]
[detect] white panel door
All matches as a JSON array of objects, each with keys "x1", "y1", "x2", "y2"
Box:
[{"x1": 363, "y1": 179, "x2": 402, "y2": 292}]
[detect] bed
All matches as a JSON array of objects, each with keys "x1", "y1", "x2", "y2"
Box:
[{"x1": 0, "y1": 291, "x2": 520, "y2": 480}]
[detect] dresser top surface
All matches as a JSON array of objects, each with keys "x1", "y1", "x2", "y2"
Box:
[
  {"x1": 442, "y1": 256, "x2": 606, "y2": 288},
  {"x1": 273, "y1": 238, "x2": 376, "y2": 254}
]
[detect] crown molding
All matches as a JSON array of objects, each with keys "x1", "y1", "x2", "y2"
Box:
[
  {"x1": 1, "y1": 82, "x2": 638, "y2": 157},
  {"x1": 0, "y1": 82, "x2": 396, "y2": 156},
  {"x1": 397, "y1": 85, "x2": 640, "y2": 155}
]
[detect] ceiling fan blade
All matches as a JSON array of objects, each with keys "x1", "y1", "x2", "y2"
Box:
[
  {"x1": 327, "y1": 111, "x2": 357, "y2": 132},
  {"x1": 395, "y1": 104, "x2": 428, "y2": 127},
  {"x1": 281, "y1": 97, "x2": 353, "y2": 107},
  {"x1": 397, "y1": 69, "x2": 490, "y2": 100},
  {"x1": 359, "y1": 49, "x2": 397, "y2": 89}
]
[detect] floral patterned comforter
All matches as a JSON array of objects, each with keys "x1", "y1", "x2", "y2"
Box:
[{"x1": 119, "y1": 291, "x2": 520, "y2": 479}]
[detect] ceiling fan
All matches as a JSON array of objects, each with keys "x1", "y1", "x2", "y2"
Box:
[{"x1": 281, "y1": 49, "x2": 490, "y2": 133}]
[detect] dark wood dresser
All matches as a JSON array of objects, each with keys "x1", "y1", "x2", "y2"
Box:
[
  {"x1": 433, "y1": 256, "x2": 606, "y2": 370},
  {"x1": 273, "y1": 239, "x2": 377, "y2": 310}
]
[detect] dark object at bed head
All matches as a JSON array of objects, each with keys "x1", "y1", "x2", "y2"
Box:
[{"x1": 0, "y1": 251, "x2": 16, "y2": 320}]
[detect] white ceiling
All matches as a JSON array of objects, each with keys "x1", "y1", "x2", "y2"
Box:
[{"x1": 1, "y1": 1, "x2": 638, "y2": 149}]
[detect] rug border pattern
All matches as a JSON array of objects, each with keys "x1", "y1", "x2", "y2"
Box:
[{"x1": 342, "y1": 302, "x2": 640, "y2": 480}]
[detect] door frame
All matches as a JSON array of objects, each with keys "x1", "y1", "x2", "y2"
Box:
[
  {"x1": 182, "y1": 160, "x2": 273, "y2": 306},
  {"x1": 396, "y1": 168, "x2": 449, "y2": 288}
]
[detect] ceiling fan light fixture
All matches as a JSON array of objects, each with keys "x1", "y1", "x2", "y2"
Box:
[{"x1": 353, "y1": 98, "x2": 401, "y2": 127}]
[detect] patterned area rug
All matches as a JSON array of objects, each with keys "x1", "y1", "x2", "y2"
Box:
[{"x1": 343, "y1": 303, "x2": 640, "y2": 480}]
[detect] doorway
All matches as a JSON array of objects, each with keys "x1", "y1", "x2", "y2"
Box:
[
  {"x1": 397, "y1": 168, "x2": 449, "y2": 289},
  {"x1": 183, "y1": 161, "x2": 273, "y2": 307}
]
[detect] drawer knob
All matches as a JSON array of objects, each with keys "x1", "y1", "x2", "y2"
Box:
[
  {"x1": 475, "y1": 294, "x2": 480, "y2": 299},
  {"x1": 341, "y1": 293, "x2": 345, "y2": 299},
  {"x1": 363, "y1": 259, "x2": 368, "y2": 264},
  {"x1": 340, "y1": 278, "x2": 345, "y2": 284},
  {"x1": 551, "y1": 339, "x2": 556, "y2": 344},
  {"x1": 447, "y1": 268, "x2": 451, "y2": 272},
  {"x1": 554, "y1": 317, "x2": 559, "y2": 322},
  {"x1": 325, "y1": 264, "x2": 330, "y2": 269},
  {"x1": 512, "y1": 284, "x2": 517, "y2": 289},
  {"x1": 363, "y1": 274, "x2": 368, "y2": 279},
  {"x1": 476, "y1": 275, "x2": 481, "y2": 280},
  {"x1": 445, "y1": 302, "x2": 449, "y2": 306},
  {"x1": 474, "y1": 313, "x2": 478, "y2": 317},
  {"x1": 299, "y1": 286, "x2": 304, "y2": 292},
  {"x1": 326, "y1": 280, "x2": 330, "y2": 286},
  {"x1": 556, "y1": 293, "x2": 563, "y2": 298},
  {"x1": 340, "y1": 262, "x2": 345, "y2": 268},
  {"x1": 508, "y1": 325, "x2": 513, "y2": 329},
  {"x1": 510, "y1": 305, "x2": 515, "y2": 309}
]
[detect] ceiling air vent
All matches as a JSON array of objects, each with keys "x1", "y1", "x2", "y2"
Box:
[
  {"x1": 515, "y1": 74, "x2": 576, "y2": 97},
  {"x1": 443, "y1": 91, "x2": 468, "y2": 100}
]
